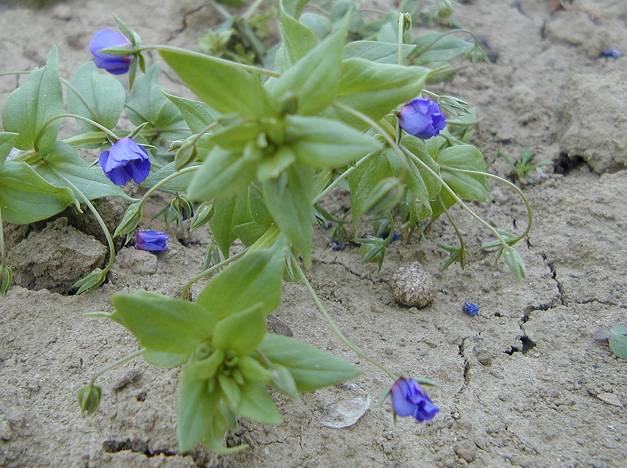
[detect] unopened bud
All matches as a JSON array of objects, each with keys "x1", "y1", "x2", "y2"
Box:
[
  {"x1": 77, "y1": 384, "x2": 102, "y2": 416},
  {"x1": 503, "y1": 247, "x2": 527, "y2": 281},
  {"x1": 0, "y1": 265, "x2": 13, "y2": 296},
  {"x1": 114, "y1": 202, "x2": 142, "y2": 238}
]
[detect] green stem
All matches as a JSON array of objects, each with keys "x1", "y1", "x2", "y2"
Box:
[
  {"x1": 54, "y1": 171, "x2": 116, "y2": 273},
  {"x1": 0, "y1": 70, "x2": 31, "y2": 77},
  {"x1": 139, "y1": 165, "x2": 198, "y2": 206},
  {"x1": 59, "y1": 77, "x2": 99, "y2": 122},
  {"x1": 0, "y1": 206, "x2": 5, "y2": 266},
  {"x1": 209, "y1": 0, "x2": 232, "y2": 19},
  {"x1": 180, "y1": 248, "x2": 247, "y2": 300},
  {"x1": 441, "y1": 196, "x2": 466, "y2": 251},
  {"x1": 397, "y1": 12, "x2": 405, "y2": 65},
  {"x1": 190, "y1": 121, "x2": 220, "y2": 147},
  {"x1": 440, "y1": 166, "x2": 533, "y2": 243},
  {"x1": 242, "y1": 0, "x2": 265, "y2": 20},
  {"x1": 293, "y1": 259, "x2": 396, "y2": 380},
  {"x1": 89, "y1": 348, "x2": 145, "y2": 385},
  {"x1": 34, "y1": 113, "x2": 119, "y2": 151},
  {"x1": 314, "y1": 152, "x2": 374, "y2": 203},
  {"x1": 138, "y1": 45, "x2": 281, "y2": 77},
  {"x1": 400, "y1": 145, "x2": 511, "y2": 250}
]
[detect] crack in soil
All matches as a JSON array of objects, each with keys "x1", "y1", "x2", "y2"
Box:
[
  {"x1": 456, "y1": 337, "x2": 471, "y2": 396},
  {"x1": 315, "y1": 259, "x2": 388, "y2": 285},
  {"x1": 102, "y1": 438, "x2": 178, "y2": 458},
  {"x1": 540, "y1": 252, "x2": 566, "y2": 305}
]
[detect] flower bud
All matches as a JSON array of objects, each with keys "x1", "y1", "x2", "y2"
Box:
[
  {"x1": 135, "y1": 230, "x2": 169, "y2": 253},
  {"x1": 89, "y1": 29, "x2": 133, "y2": 75},
  {"x1": 77, "y1": 384, "x2": 102, "y2": 416},
  {"x1": 73, "y1": 268, "x2": 106, "y2": 295},
  {"x1": 399, "y1": 98, "x2": 446, "y2": 139},
  {"x1": 114, "y1": 202, "x2": 143, "y2": 238},
  {"x1": 175, "y1": 140, "x2": 198, "y2": 170},
  {"x1": 364, "y1": 177, "x2": 404, "y2": 216},
  {"x1": 191, "y1": 203, "x2": 212, "y2": 231},
  {"x1": 0, "y1": 265, "x2": 13, "y2": 296},
  {"x1": 503, "y1": 247, "x2": 527, "y2": 281}
]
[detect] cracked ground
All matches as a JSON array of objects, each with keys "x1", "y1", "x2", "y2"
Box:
[{"x1": 1, "y1": 0, "x2": 626, "y2": 466}]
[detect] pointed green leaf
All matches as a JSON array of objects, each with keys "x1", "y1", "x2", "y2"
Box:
[
  {"x1": 238, "y1": 383, "x2": 281, "y2": 425},
  {"x1": 68, "y1": 62, "x2": 126, "y2": 131},
  {"x1": 262, "y1": 164, "x2": 315, "y2": 265},
  {"x1": 159, "y1": 47, "x2": 275, "y2": 118},
  {"x1": 266, "y1": 23, "x2": 346, "y2": 115},
  {"x1": 279, "y1": 1, "x2": 320, "y2": 65},
  {"x1": 259, "y1": 334, "x2": 360, "y2": 392},
  {"x1": 345, "y1": 41, "x2": 416, "y2": 63},
  {"x1": 347, "y1": 152, "x2": 393, "y2": 222},
  {"x1": 163, "y1": 92, "x2": 219, "y2": 133},
  {"x1": 0, "y1": 132, "x2": 17, "y2": 168},
  {"x1": 287, "y1": 115, "x2": 382, "y2": 169},
  {"x1": 2, "y1": 48, "x2": 63, "y2": 152},
  {"x1": 0, "y1": 160, "x2": 75, "y2": 225},
  {"x1": 188, "y1": 147, "x2": 255, "y2": 202},
  {"x1": 111, "y1": 291, "x2": 217, "y2": 354},
  {"x1": 143, "y1": 350, "x2": 188, "y2": 368},
  {"x1": 213, "y1": 304, "x2": 266, "y2": 354},
  {"x1": 196, "y1": 243, "x2": 286, "y2": 320}
]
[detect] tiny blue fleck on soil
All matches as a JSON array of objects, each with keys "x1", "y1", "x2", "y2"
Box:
[
  {"x1": 462, "y1": 302, "x2": 480, "y2": 316},
  {"x1": 390, "y1": 378, "x2": 439, "y2": 422},
  {"x1": 330, "y1": 241, "x2": 345, "y2": 251},
  {"x1": 599, "y1": 48, "x2": 623, "y2": 59}
]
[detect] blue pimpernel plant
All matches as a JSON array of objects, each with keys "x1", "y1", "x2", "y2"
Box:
[{"x1": 0, "y1": 0, "x2": 534, "y2": 454}]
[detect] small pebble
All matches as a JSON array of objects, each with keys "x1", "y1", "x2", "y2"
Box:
[
  {"x1": 391, "y1": 262, "x2": 436, "y2": 308},
  {"x1": 454, "y1": 440, "x2": 477, "y2": 463}
]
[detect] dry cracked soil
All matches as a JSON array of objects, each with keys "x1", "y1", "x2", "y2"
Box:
[{"x1": 0, "y1": 0, "x2": 626, "y2": 466}]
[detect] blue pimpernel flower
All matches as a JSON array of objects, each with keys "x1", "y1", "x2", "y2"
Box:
[
  {"x1": 462, "y1": 302, "x2": 480, "y2": 317},
  {"x1": 99, "y1": 138, "x2": 151, "y2": 186},
  {"x1": 89, "y1": 28, "x2": 133, "y2": 74},
  {"x1": 390, "y1": 378, "x2": 439, "y2": 422},
  {"x1": 391, "y1": 231, "x2": 402, "y2": 242},
  {"x1": 135, "y1": 230, "x2": 169, "y2": 253},
  {"x1": 599, "y1": 48, "x2": 623, "y2": 59},
  {"x1": 399, "y1": 98, "x2": 446, "y2": 139}
]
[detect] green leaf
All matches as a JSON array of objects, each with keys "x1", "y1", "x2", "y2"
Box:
[
  {"x1": 331, "y1": 58, "x2": 429, "y2": 129},
  {"x1": 142, "y1": 162, "x2": 196, "y2": 193},
  {"x1": 0, "y1": 160, "x2": 75, "y2": 225},
  {"x1": 259, "y1": 334, "x2": 360, "y2": 392},
  {"x1": 437, "y1": 144, "x2": 489, "y2": 203},
  {"x1": 412, "y1": 32, "x2": 474, "y2": 67},
  {"x1": 266, "y1": 22, "x2": 346, "y2": 115},
  {"x1": 196, "y1": 243, "x2": 286, "y2": 320},
  {"x1": 188, "y1": 147, "x2": 255, "y2": 202},
  {"x1": 0, "y1": 132, "x2": 17, "y2": 168},
  {"x1": 257, "y1": 146, "x2": 296, "y2": 181},
  {"x1": 238, "y1": 383, "x2": 281, "y2": 425},
  {"x1": 177, "y1": 366, "x2": 222, "y2": 452},
  {"x1": 609, "y1": 334, "x2": 627, "y2": 360},
  {"x1": 68, "y1": 63, "x2": 126, "y2": 131},
  {"x1": 238, "y1": 356, "x2": 273, "y2": 384},
  {"x1": 159, "y1": 47, "x2": 275, "y2": 118},
  {"x1": 126, "y1": 65, "x2": 186, "y2": 138},
  {"x1": 163, "y1": 92, "x2": 219, "y2": 133},
  {"x1": 110, "y1": 291, "x2": 217, "y2": 354},
  {"x1": 209, "y1": 195, "x2": 238, "y2": 257},
  {"x1": 271, "y1": 365, "x2": 300, "y2": 399},
  {"x1": 300, "y1": 12, "x2": 332, "y2": 39},
  {"x1": 2, "y1": 47, "x2": 63, "y2": 152},
  {"x1": 278, "y1": 1, "x2": 320, "y2": 65},
  {"x1": 283, "y1": 0, "x2": 310, "y2": 16},
  {"x1": 218, "y1": 374, "x2": 241, "y2": 410},
  {"x1": 35, "y1": 142, "x2": 127, "y2": 200},
  {"x1": 262, "y1": 164, "x2": 315, "y2": 265},
  {"x1": 143, "y1": 350, "x2": 188, "y2": 368},
  {"x1": 345, "y1": 41, "x2": 415, "y2": 63},
  {"x1": 401, "y1": 135, "x2": 442, "y2": 199},
  {"x1": 347, "y1": 152, "x2": 393, "y2": 222},
  {"x1": 287, "y1": 115, "x2": 382, "y2": 169},
  {"x1": 213, "y1": 304, "x2": 266, "y2": 354}
]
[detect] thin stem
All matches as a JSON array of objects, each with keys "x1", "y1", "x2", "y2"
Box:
[
  {"x1": 209, "y1": 0, "x2": 232, "y2": 20},
  {"x1": 59, "y1": 77, "x2": 98, "y2": 122},
  {"x1": 180, "y1": 248, "x2": 247, "y2": 300},
  {"x1": 441, "y1": 197, "x2": 466, "y2": 251},
  {"x1": 242, "y1": 0, "x2": 265, "y2": 20},
  {"x1": 400, "y1": 145, "x2": 511, "y2": 250},
  {"x1": 440, "y1": 166, "x2": 533, "y2": 243},
  {"x1": 139, "y1": 165, "x2": 198, "y2": 206},
  {"x1": 190, "y1": 121, "x2": 220, "y2": 147},
  {"x1": 0, "y1": 206, "x2": 5, "y2": 266},
  {"x1": 54, "y1": 171, "x2": 116, "y2": 273},
  {"x1": 293, "y1": 259, "x2": 396, "y2": 380},
  {"x1": 89, "y1": 348, "x2": 145, "y2": 384},
  {"x1": 397, "y1": 12, "x2": 405, "y2": 65},
  {"x1": 34, "y1": 113, "x2": 119, "y2": 151},
  {"x1": 0, "y1": 70, "x2": 31, "y2": 77},
  {"x1": 138, "y1": 45, "x2": 281, "y2": 77},
  {"x1": 314, "y1": 152, "x2": 374, "y2": 203}
]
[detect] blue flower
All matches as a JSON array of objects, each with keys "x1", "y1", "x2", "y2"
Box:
[
  {"x1": 462, "y1": 302, "x2": 480, "y2": 317},
  {"x1": 135, "y1": 230, "x2": 169, "y2": 253},
  {"x1": 89, "y1": 28, "x2": 133, "y2": 75},
  {"x1": 399, "y1": 98, "x2": 446, "y2": 139},
  {"x1": 99, "y1": 138, "x2": 151, "y2": 186},
  {"x1": 390, "y1": 378, "x2": 439, "y2": 422}
]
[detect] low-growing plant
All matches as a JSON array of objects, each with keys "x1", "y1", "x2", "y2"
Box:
[
  {"x1": 497, "y1": 147, "x2": 550, "y2": 185},
  {"x1": 1, "y1": 0, "x2": 532, "y2": 454}
]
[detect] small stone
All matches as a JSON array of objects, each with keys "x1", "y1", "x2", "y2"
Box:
[
  {"x1": 454, "y1": 440, "x2": 477, "y2": 463},
  {"x1": 596, "y1": 392, "x2": 623, "y2": 408},
  {"x1": 115, "y1": 247, "x2": 158, "y2": 275},
  {"x1": 113, "y1": 369, "x2": 142, "y2": 392},
  {"x1": 391, "y1": 262, "x2": 436, "y2": 308},
  {"x1": 384, "y1": 347, "x2": 394, "y2": 356},
  {"x1": 51, "y1": 4, "x2": 73, "y2": 20},
  {"x1": 0, "y1": 416, "x2": 12, "y2": 441},
  {"x1": 267, "y1": 315, "x2": 293, "y2": 337}
]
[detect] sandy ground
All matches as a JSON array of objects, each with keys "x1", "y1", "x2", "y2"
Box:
[{"x1": 1, "y1": 0, "x2": 626, "y2": 466}]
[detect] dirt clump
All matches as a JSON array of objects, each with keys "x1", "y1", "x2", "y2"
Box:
[{"x1": 7, "y1": 217, "x2": 106, "y2": 293}]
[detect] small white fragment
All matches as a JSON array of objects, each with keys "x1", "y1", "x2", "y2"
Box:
[
  {"x1": 596, "y1": 392, "x2": 623, "y2": 408},
  {"x1": 321, "y1": 396, "x2": 371, "y2": 429}
]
